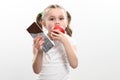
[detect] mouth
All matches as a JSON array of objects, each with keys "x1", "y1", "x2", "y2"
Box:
[{"x1": 53, "y1": 25, "x2": 65, "y2": 33}]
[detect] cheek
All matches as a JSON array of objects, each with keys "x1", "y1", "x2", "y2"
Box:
[
  {"x1": 62, "y1": 23, "x2": 67, "y2": 28},
  {"x1": 46, "y1": 25, "x2": 53, "y2": 31},
  {"x1": 48, "y1": 24, "x2": 55, "y2": 31},
  {"x1": 45, "y1": 21, "x2": 52, "y2": 30},
  {"x1": 49, "y1": 26, "x2": 53, "y2": 31},
  {"x1": 62, "y1": 20, "x2": 68, "y2": 28}
]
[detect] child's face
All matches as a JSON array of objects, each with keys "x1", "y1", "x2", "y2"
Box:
[{"x1": 43, "y1": 8, "x2": 68, "y2": 32}]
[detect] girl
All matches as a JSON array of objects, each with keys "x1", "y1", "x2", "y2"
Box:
[{"x1": 32, "y1": 4, "x2": 78, "y2": 80}]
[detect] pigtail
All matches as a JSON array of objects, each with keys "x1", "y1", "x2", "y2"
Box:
[
  {"x1": 65, "y1": 11, "x2": 72, "y2": 37},
  {"x1": 36, "y1": 12, "x2": 43, "y2": 29}
]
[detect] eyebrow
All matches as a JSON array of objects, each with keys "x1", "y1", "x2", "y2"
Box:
[
  {"x1": 49, "y1": 16, "x2": 54, "y2": 18},
  {"x1": 49, "y1": 15, "x2": 65, "y2": 17}
]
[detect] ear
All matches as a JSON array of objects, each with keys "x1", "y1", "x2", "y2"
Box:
[
  {"x1": 42, "y1": 21, "x2": 48, "y2": 29},
  {"x1": 41, "y1": 21, "x2": 46, "y2": 26}
]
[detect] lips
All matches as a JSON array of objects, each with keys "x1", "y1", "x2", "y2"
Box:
[{"x1": 53, "y1": 25, "x2": 65, "y2": 33}]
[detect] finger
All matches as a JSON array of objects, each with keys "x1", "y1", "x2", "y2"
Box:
[
  {"x1": 34, "y1": 40, "x2": 42, "y2": 49},
  {"x1": 34, "y1": 37, "x2": 40, "y2": 45},
  {"x1": 33, "y1": 36, "x2": 38, "y2": 44},
  {"x1": 39, "y1": 40, "x2": 44, "y2": 46},
  {"x1": 52, "y1": 29, "x2": 62, "y2": 33},
  {"x1": 34, "y1": 35, "x2": 42, "y2": 44},
  {"x1": 51, "y1": 36, "x2": 59, "y2": 41},
  {"x1": 51, "y1": 32, "x2": 59, "y2": 36},
  {"x1": 36, "y1": 36, "x2": 44, "y2": 45},
  {"x1": 34, "y1": 36, "x2": 43, "y2": 47},
  {"x1": 51, "y1": 31, "x2": 61, "y2": 40},
  {"x1": 37, "y1": 38, "x2": 44, "y2": 49}
]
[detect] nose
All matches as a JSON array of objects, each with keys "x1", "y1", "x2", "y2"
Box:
[{"x1": 55, "y1": 19, "x2": 60, "y2": 25}]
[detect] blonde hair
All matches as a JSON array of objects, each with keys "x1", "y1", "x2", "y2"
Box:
[{"x1": 36, "y1": 4, "x2": 72, "y2": 36}]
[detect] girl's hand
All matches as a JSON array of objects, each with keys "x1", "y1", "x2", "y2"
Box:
[
  {"x1": 33, "y1": 35, "x2": 44, "y2": 53},
  {"x1": 50, "y1": 30, "x2": 68, "y2": 43}
]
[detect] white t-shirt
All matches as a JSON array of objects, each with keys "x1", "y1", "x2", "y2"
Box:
[{"x1": 37, "y1": 35, "x2": 75, "y2": 80}]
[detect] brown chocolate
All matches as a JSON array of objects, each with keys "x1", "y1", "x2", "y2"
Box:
[{"x1": 26, "y1": 22, "x2": 43, "y2": 33}]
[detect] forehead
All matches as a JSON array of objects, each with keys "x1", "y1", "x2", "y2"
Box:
[{"x1": 47, "y1": 8, "x2": 66, "y2": 17}]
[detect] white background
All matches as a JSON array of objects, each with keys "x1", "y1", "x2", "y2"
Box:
[{"x1": 0, "y1": 0, "x2": 120, "y2": 80}]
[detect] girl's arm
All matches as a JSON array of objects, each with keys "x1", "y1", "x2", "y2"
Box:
[
  {"x1": 32, "y1": 47, "x2": 43, "y2": 74},
  {"x1": 51, "y1": 31, "x2": 78, "y2": 69},
  {"x1": 62, "y1": 39, "x2": 78, "y2": 69},
  {"x1": 32, "y1": 35, "x2": 44, "y2": 74}
]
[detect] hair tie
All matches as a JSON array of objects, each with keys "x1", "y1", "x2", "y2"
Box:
[{"x1": 40, "y1": 12, "x2": 43, "y2": 16}]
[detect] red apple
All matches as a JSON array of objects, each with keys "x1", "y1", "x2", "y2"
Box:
[{"x1": 53, "y1": 25, "x2": 65, "y2": 33}]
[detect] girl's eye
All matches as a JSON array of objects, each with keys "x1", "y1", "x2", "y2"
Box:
[
  {"x1": 49, "y1": 18, "x2": 54, "y2": 21},
  {"x1": 59, "y1": 17, "x2": 64, "y2": 20}
]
